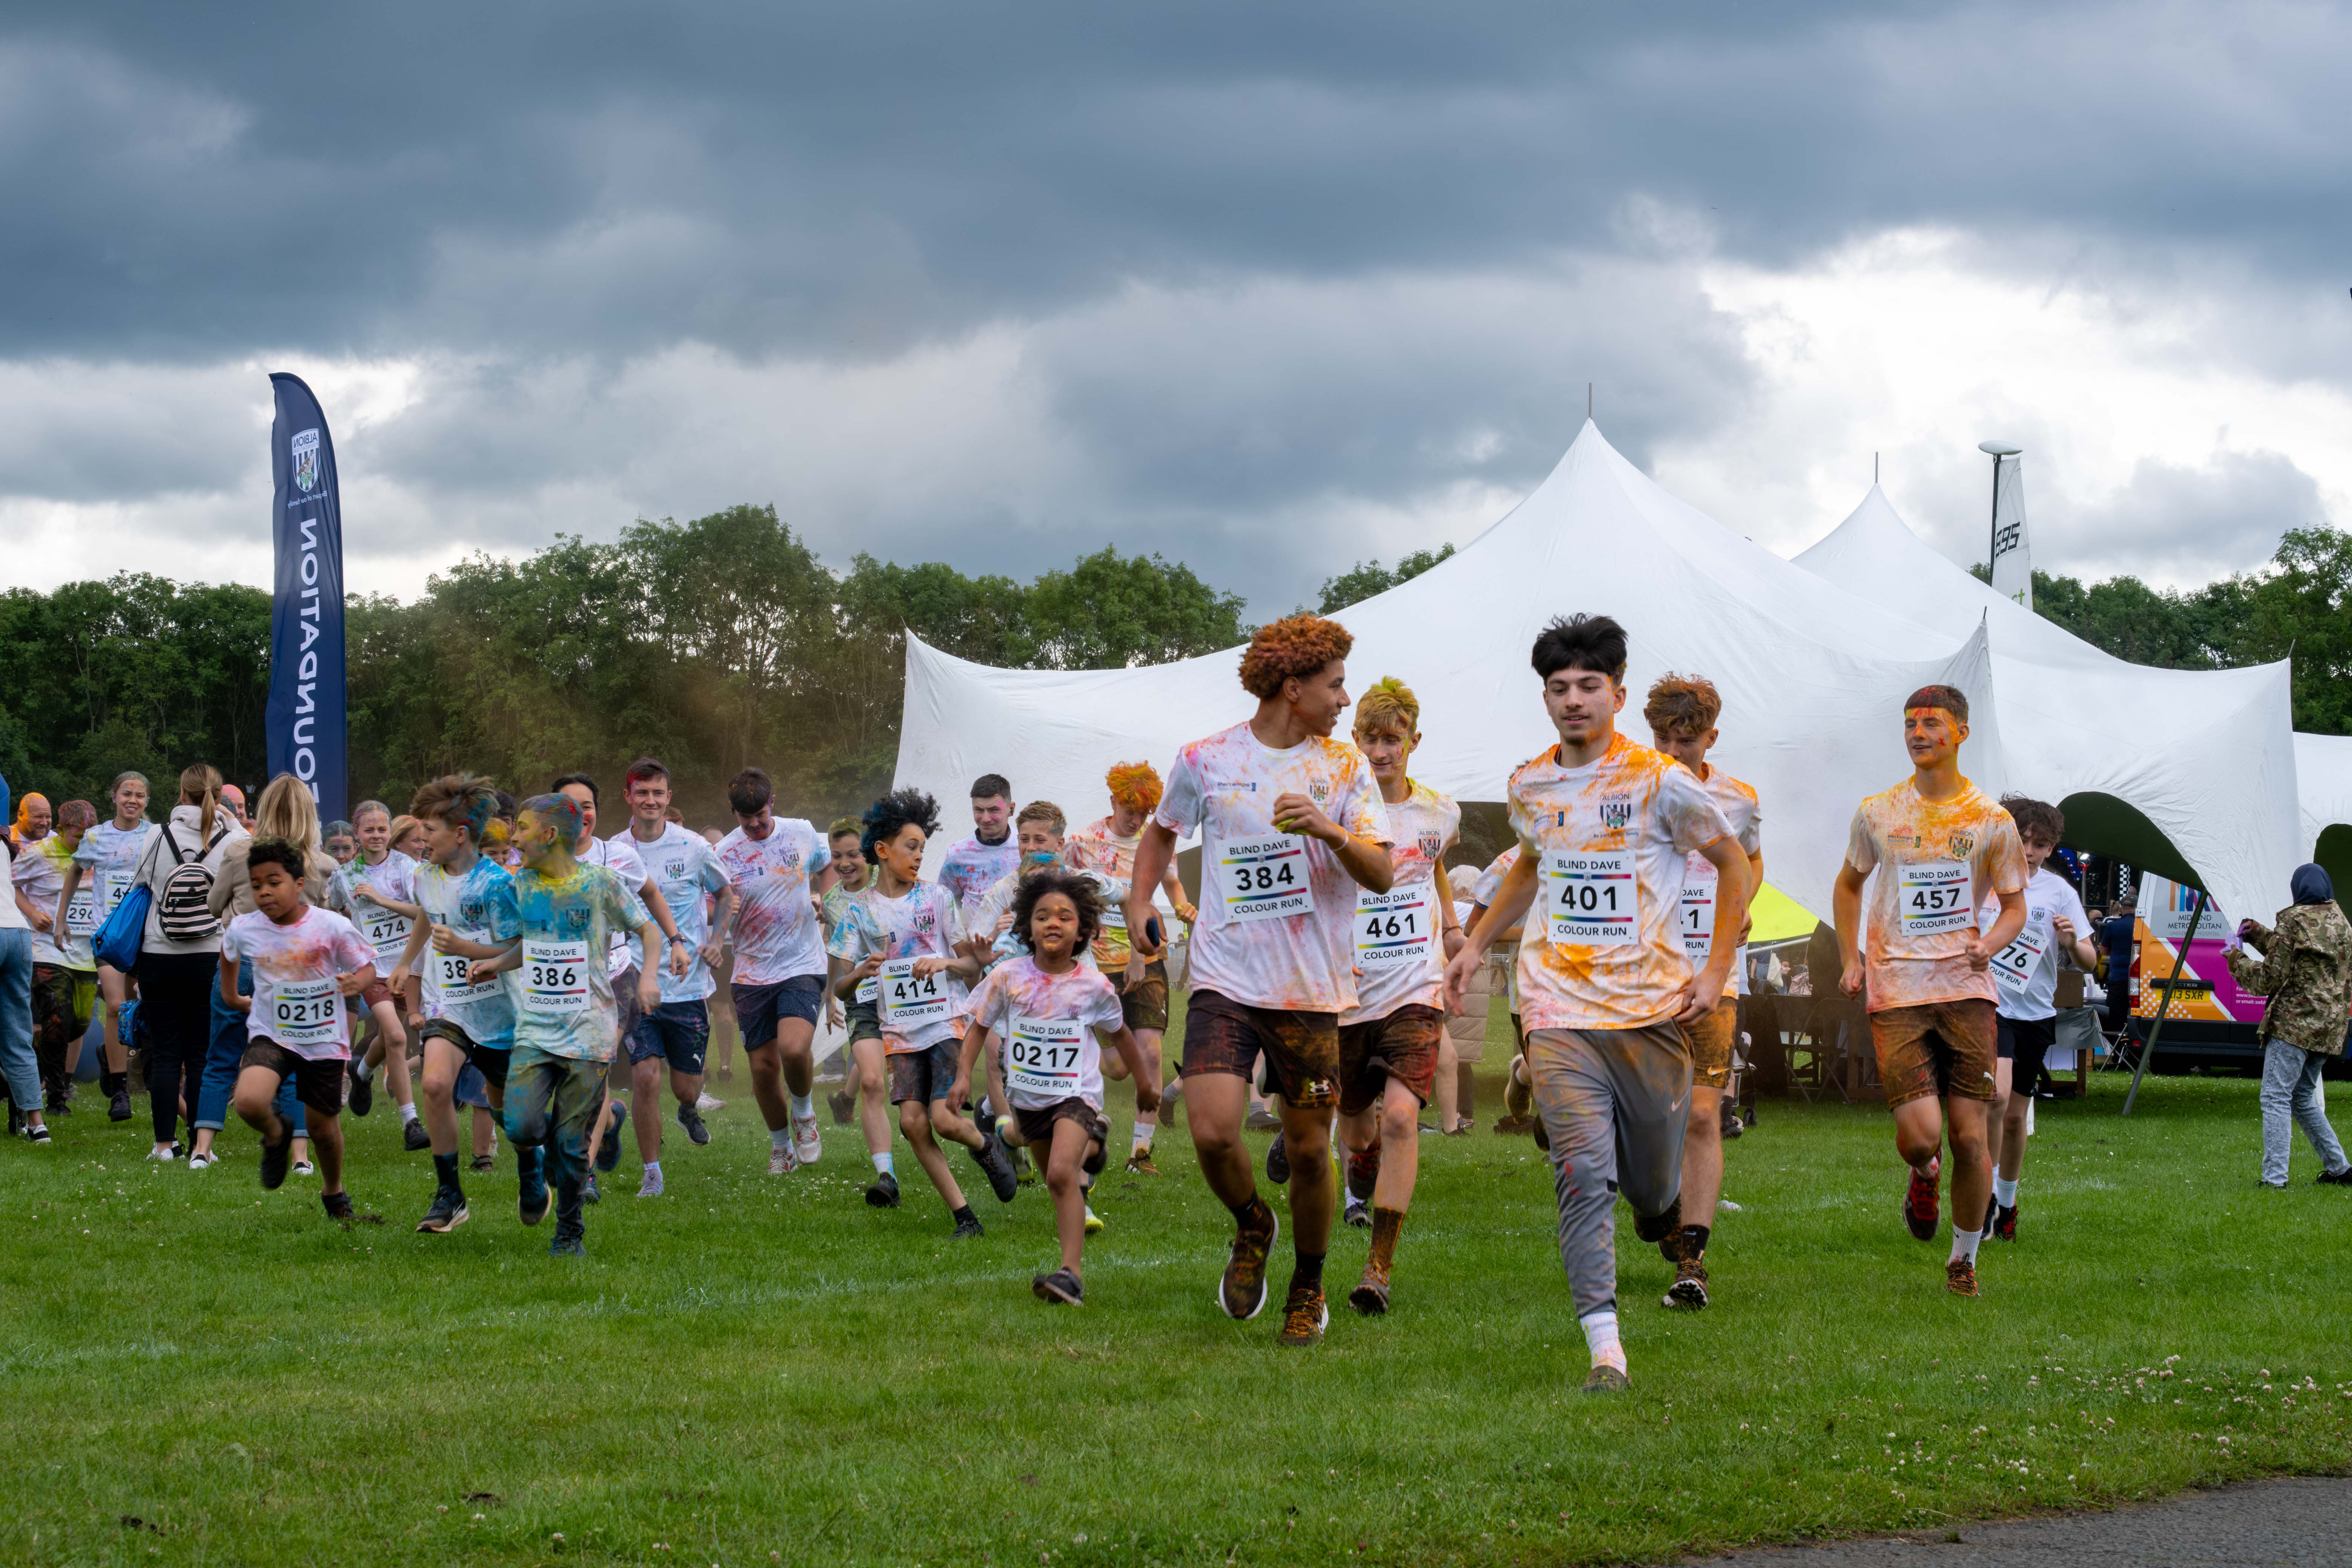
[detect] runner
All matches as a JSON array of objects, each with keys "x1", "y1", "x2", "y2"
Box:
[
  {"x1": 390, "y1": 773, "x2": 529, "y2": 1236},
  {"x1": 1831, "y1": 684, "x2": 2027, "y2": 1299},
  {"x1": 57, "y1": 770, "x2": 154, "y2": 1121},
  {"x1": 15, "y1": 800, "x2": 97, "y2": 1119},
  {"x1": 1441, "y1": 614, "x2": 1749, "y2": 1393},
  {"x1": 323, "y1": 821, "x2": 358, "y2": 870},
  {"x1": 820, "y1": 817, "x2": 873, "y2": 1124},
  {"x1": 1978, "y1": 796, "x2": 2094, "y2": 1242},
  {"x1": 939, "y1": 774, "x2": 1021, "y2": 919},
  {"x1": 1466, "y1": 845, "x2": 1534, "y2": 1136},
  {"x1": 619, "y1": 758, "x2": 731, "y2": 1198},
  {"x1": 714, "y1": 767, "x2": 835, "y2": 1176},
  {"x1": 389, "y1": 815, "x2": 427, "y2": 862},
  {"x1": 1064, "y1": 762, "x2": 1198, "y2": 1175},
  {"x1": 336, "y1": 800, "x2": 427, "y2": 1150},
  {"x1": 1643, "y1": 674, "x2": 1764, "y2": 1310},
  {"x1": 956, "y1": 867, "x2": 1158, "y2": 1304},
  {"x1": 1126, "y1": 613, "x2": 1395, "y2": 1346},
  {"x1": 966, "y1": 801, "x2": 1072, "y2": 973},
  {"x1": 826, "y1": 786, "x2": 1018, "y2": 1231},
  {"x1": 220, "y1": 838, "x2": 378, "y2": 1217},
  {"x1": 469, "y1": 793, "x2": 663, "y2": 1256},
  {"x1": 1333, "y1": 678, "x2": 1461, "y2": 1312}
]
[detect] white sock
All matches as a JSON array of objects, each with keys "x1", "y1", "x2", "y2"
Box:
[
  {"x1": 1133, "y1": 1122, "x2": 1156, "y2": 1152},
  {"x1": 400, "y1": 1102, "x2": 419, "y2": 1126},
  {"x1": 771, "y1": 1127, "x2": 793, "y2": 1152},
  {"x1": 1580, "y1": 1308, "x2": 1625, "y2": 1368},
  {"x1": 1993, "y1": 1175, "x2": 2019, "y2": 1207},
  {"x1": 1951, "y1": 1226, "x2": 1983, "y2": 1265},
  {"x1": 352, "y1": 1057, "x2": 373, "y2": 1083},
  {"x1": 873, "y1": 1152, "x2": 894, "y2": 1177},
  {"x1": 644, "y1": 1160, "x2": 662, "y2": 1183},
  {"x1": 789, "y1": 1091, "x2": 814, "y2": 1120}
]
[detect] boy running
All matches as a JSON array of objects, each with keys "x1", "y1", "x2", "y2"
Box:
[
  {"x1": 1979, "y1": 796, "x2": 2094, "y2": 1241},
  {"x1": 1335, "y1": 678, "x2": 1461, "y2": 1314},
  {"x1": 619, "y1": 758, "x2": 732, "y2": 1197},
  {"x1": 714, "y1": 767, "x2": 836, "y2": 1176},
  {"x1": 827, "y1": 787, "x2": 1019, "y2": 1231},
  {"x1": 957, "y1": 867, "x2": 1159, "y2": 1304},
  {"x1": 1442, "y1": 615, "x2": 1749, "y2": 1393},
  {"x1": 221, "y1": 839, "x2": 379, "y2": 1217},
  {"x1": 1127, "y1": 614, "x2": 1395, "y2": 1346},
  {"x1": 336, "y1": 799, "x2": 426, "y2": 1148},
  {"x1": 1643, "y1": 674, "x2": 1763, "y2": 1309},
  {"x1": 1064, "y1": 762, "x2": 1198, "y2": 1173},
  {"x1": 390, "y1": 774, "x2": 528, "y2": 1235},
  {"x1": 821, "y1": 818, "x2": 873, "y2": 1123},
  {"x1": 1831, "y1": 684, "x2": 2027, "y2": 1298}
]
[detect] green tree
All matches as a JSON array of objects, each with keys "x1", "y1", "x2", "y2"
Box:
[{"x1": 1316, "y1": 545, "x2": 1456, "y2": 614}]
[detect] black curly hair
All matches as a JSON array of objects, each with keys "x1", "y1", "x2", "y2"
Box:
[
  {"x1": 1011, "y1": 865, "x2": 1104, "y2": 953},
  {"x1": 861, "y1": 786, "x2": 943, "y2": 862}
]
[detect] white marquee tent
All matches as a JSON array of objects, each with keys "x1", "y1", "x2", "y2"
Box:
[
  {"x1": 1792, "y1": 486, "x2": 2305, "y2": 919},
  {"x1": 899, "y1": 422, "x2": 2026, "y2": 925}
]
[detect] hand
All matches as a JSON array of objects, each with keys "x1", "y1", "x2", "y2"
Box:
[
  {"x1": 1962, "y1": 932, "x2": 1994, "y2": 971},
  {"x1": 947, "y1": 1071, "x2": 971, "y2": 1111},
  {"x1": 1174, "y1": 902, "x2": 1197, "y2": 926},
  {"x1": 851, "y1": 956, "x2": 883, "y2": 981},
  {"x1": 2237, "y1": 918, "x2": 2257, "y2": 941},
  {"x1": 991, "y1": 911, "x2": 1014, "y2": 938},
  {"x1": 1443, "y1": 945, "x2": 1483, "y2": 1012},
  {"x1": 1839, "y1": 959, "x2": 1865, "y2": 998},
  {"x1": 336, "y1": 972, "x2": 369, "y2": 997},
  {"x1": 405, "y1": 1010, "x2": 426, "y2": 1032},
  {"x1": 2052, "y1": 915, "x2": 2076, "y2": 948},
  {"x1": 26, "y1": 906, "x2": 51, "y2": 933},
  {"x1": 1135, "y1": 1081, "x2": 1162, "y2": 1115},
  {"x1": 349, "y1": 881, "x2": 381, "y2": 907},
  {"x1": 429, "y1": 922, "x2": 462, "y2": 951},
  {"x1": 467, "y1": 959, "x2": 498, "y2": 986},
  {"x1": 668, "y1": 939, "x2": 692, "y2": 978},
  {"x1": 1270, "y1": 791, "x2": 1340, "y2": 846},
  {"x1": 637, "y1": 972, "x2": 661, "y2": 1015},
  {"x1": 1442, "y1": 927, "x2": 1466, "y2": 962},
  {"x1": 388, "y1": 965, "x2": 411, "y2": 993},
  {"x1": 825, "y1": 997, "x2": 844, "y2": 1030},
  {"x1": 1675, "y1": 965, "x2": 1730, "y2": 1024},
  {"x1": 912, "y1": 955, "x2": 948, "y2": 980},
  {"x1": 695, "y1": 939, "x2": 723, "y2": 974},
  {"x1": 1124, "y1": 951, "x2": 1145, "y2": 987}
]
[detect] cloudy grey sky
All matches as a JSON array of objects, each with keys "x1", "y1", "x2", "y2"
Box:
[{"x1": 4, "y1": 0, "x2": 2347, "y2": 614}]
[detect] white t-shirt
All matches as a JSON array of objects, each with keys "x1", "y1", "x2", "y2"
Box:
[
  {"x1": 622, "y1": 824, "x2": 729, "y2": 1003},
  {"x1": 823, "y1": 880, "x2": 969, "y2": 1052},
  {"x1": 222, "y1": 905, "x2": 377, "y2": 1060},
  {"x1": 73, "y1": 820, "x2": 155, "y2": 926},
  {"x1": 1677, "y1": 764, "x2": 1762, "y2": 1000},
  {"x1": 580, "y1": 833, "x2": 649, "y2": 977},
  {"x1": 1507, "y1": 733, "x2": 1734, "y2": 1032},
  {"x1": 965, "y1": 954, "x2": 1128, "y2": 1110},
  {"x1": 1155, "y1": 721, "x2": 1392, "y2": 1014},
  {"x1": 334, "y1": 850, "x2": 421, "y2": 969},
  {"x1": 1979, "y1": 865, "x2": 2090, "y2": 1022},
  {"x1": 13, "y1": 836, "x2": 92, "y2": 968},
  {"x1": 1342, "y1": 782, "x2": 1460, "y2": 1027},
  {"x1": 939, "y1": 833, "x2": 1022, "y2": 914},
  {"x1": 0, "y1": 839, "x2": 25, "y2": 933},
  {"x1": 715, "y1": 818, "x2": 831, "y2": 985}
]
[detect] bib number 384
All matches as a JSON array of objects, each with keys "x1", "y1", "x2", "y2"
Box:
[
  {"x1": 1213, "y1": 835, "x2": 1315, "y2": 923},
  {"x1": 522, "y1": 940, "x2": 590, "y2": 1014},
  {"x1": 1006, "y1": 1015, "x2": 1084, "y2": 1100},
  {"x1": 1544, "y1": 850, "x2": 1635, "y2": 946},
  {"x1": 881, "y1": 958, "x2": 949, "y2": 1030},
  {"x1": 1898, "y1": 862, "x2": 1972, "y2": 938}
]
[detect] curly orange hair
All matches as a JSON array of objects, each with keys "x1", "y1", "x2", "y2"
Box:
[
  {"x1": 1104, "y1": 761, "x2": 1163, "y2": 814},
  {"x1": 1238, "y1": 614, "x2": 1353, "y2": 700},
  {"x1": 1642, "y1": 673, "x2": 1721, "y2": 739}
]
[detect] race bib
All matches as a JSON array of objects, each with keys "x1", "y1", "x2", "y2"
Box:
[
  {"x1": 1006, "y1": 1015, "x2": 1086, "y2": 1101},
  {"x1": 1355, "y1": 883, "x2": 1437, "y2": 968},
  {"x1": 94, "y1": 871, "x2": 120, "y2": 914},
  {"x1": 64, "y1": 888, "x2": 98, "y2": 938},
  {"x1": 1544, "y1": 850, "x2": 1636, "y2": 946},
  {"x1": 1679, "y1": 859, "x2": 1716, "y2": 962},
  {"x1": 268, "y1": 977, "x2": 341, "y2": 1049},
  {"x1": 357, "y1": 905, "x2": 413, "y2": 962},
  {"x1": 880, "y1": 958, "x2": 949, "y2": 1030},
  {"x1": 1898, "y1": 861, "x2": 1972, "y2": 937},
  {"x1": 1088, "y1": 873, "x2": 1131, "y2": 931},
  {"x1": 1212, "y1": 835, "x2": 1315, "y2": 923},
  {"x1": 1990, "y1": 920, "x2": 2048, "y2": 995},
  {"x1": 429, "y1": 929, "x2": 501, "y2": 1006},
  {"x1": 854, "y1": 974, "x2": 879, "y2": 1005},
  {"x1": 522, "y1": 940, "x2": 591, "y2": 1014}
]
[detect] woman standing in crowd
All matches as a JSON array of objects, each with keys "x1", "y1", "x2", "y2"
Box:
[
  {"x1": 13, "y1": 800, "x2": 98, "y2": 1115},
  {"x1": 57, "y1": 771, "x2": 155, "y2": 1121},
  {"x1": 124, "y1": 765, "x2": 243, "y2": 1160}
]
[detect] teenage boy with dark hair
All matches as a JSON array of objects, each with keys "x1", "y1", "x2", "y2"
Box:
[
  {"x1": 619, "y1": 757, "x2": 732, "y2": 1198},
  {"x1": 715, "y1": 766, "x2": 836, "y2": 1176},
  {"x1": 1443, "y1": 614, "x2": 1748, "y2": 1392},
  {"x1": 940, "y1": 773, "x2": 1020, "y2": 916},
  {"x1": 1128, "y1": 613, "x2": 1395, "y2": 1347},
  {"x1": 222, "y1": 838, "x2": 380, "y2": 1218},
  {"x1": 1832, "y1": 684, "x2": 2027, "y2": 1298}
]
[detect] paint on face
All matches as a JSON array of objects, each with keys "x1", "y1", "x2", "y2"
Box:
[
  {"x1": 1544, "y1": 670, "x2": 1625, "y2": 748},
  {"x1": 1903, "y1": 707, "x2": 1966, "y2": 769},
  {"x1": 1283, "y1": 658, "x2": 1352, "y2": 738},
  {"x1": 1354, "y1": 720, "x2": 1415, "y2": 786},
  {"x1": 971, "y1": 794, "x2": 1013, "y2": 844}
]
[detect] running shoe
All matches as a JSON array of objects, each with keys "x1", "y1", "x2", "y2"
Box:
[
  {"x1": 28, "y1": 1122, "x2": 52, "y2": 1146},
  {"x1": 676, "y1": 1103, "x2": 712, "y2": 1146},
  {"x1": 582, "y1": 1173, "x2": 602, "y2": 1204},
  {"x1": 260, "y1": 1135, "x2": 292, "y2": 1190},
  {"x1": 1125, "y1": 1150, "x2": 1160, "y2": 1176},
  {"x1": 1905, "y1": 1158, "x2": 1942, "y2": 1241},
  {"x1": 865, "y1": 1170, "x2": 900, "y2": 1208},
  {"x1": 970, "y1": 1122, "x2": 1020, "y2": 1203},
  {"x1": 1720, "y1": 1101, "x2": 1744, "y2": 1140},
  {"x1": 1345, "y1": 1148, "x2": 1380, "y2": 1202},
  {"x1": 1343, "y1": 1195, "x2": 1370, "y2": 1228},
  {"x1": 1946, "y1": 1257, "x2": 1980, "y2": 1297},
  {"x1": 348, "y1": 1070, "x2": 374, "y2": 1118},
  {"x1": 827, "y1": 1089, "x2": 854, "y2": 1125},
  {"x1": 950, "y1": 1211, "x2": 984, "y2": 1241},
  {"x1": 1664, "y1": 1257, "x2": 1710, "y2": 1310},
  {"x1": 696, "y1": 1091, "x2": 725, "y2": 1112},
  {"x1": 1012, "y1": 1139, "x2": 1040, "y2": 1187},
  {"x1": 416, "y1": 1190, "x2": 469, "y2": 1234},
  {"x1": 1991, "y1": 1202, "x2": 2018, "y2": 1242},
  {"x1": 2319, "y1": 1165, "x2": 2352, "y2": 1186},
  {"x1": 636, "y1": 1168, "x2": 664, "y2": 1199},
  {"x1": 596, "y1": 1102, "x2": 628, "y2": 1172},
  {"x1": 1491, "y1": 1115, "x2": 1533, "y2": 1136},
  {"x1": 1265, "y1": 1133, "x2": 1290, "y2": 1184},
  {"x1": 520, "y1": 1165, "x2": 553, "y2": 1225},
  {"x1": 1245, "y1": 1106, "x2": 1281, "y2": 1131},
  {"x1": 146, "y1": 1144, "x2": 179, "y2": 1162},
  {"x1": 793, "y1": 1113, "x2": 823, "y2": 1167},
  {"x1": 292, "y1": 1159, "x2": 315, "y2": 1178},
  {"x1": 1083, "y1": 1204, "x2": 1104, "y2": 1236},
  {"x1": 1504, "y1": 1062, "x2": 1533, "y2": 1123},
  {"x1": 186, "y1": 1150, "x2": 216, "y2": 1170},
  {"x1": 1032, "y1": 1267, "x2": 1084, "y2": 1306},
  {"x1": 1444, "y1": 1119, "x2": 1474, "y2": 1136},
  {"x1": 768, "y1": 1144, "x2": 797, "y2": 1176},
  {"x1": 1348, "y1": 1259, "x2": 1391, "y2": 1317},
  {"x1": 550, "y1": 1222, "x2": 586, "y2": 1258},
  {"x1": 470, "y1": 1153, "x2": 497, "y2": 1173},
  {"x1": 1581, "y1": 1361, "x2": 1630, "y2": 1395},
  {"x1": 322, "y1": 1190, "x2": 354, "y2": 1222},
  {"x1": 1632, "y1": 1198, "x2": 1683, "y2": 1245},
  {"x1": 109, "y1": 1089, "x2": 133, "y2": 1122},
  {"x1": 1276, "y1": 1282, "x2": 1328, "y2": 1348},
  {"x1": 1219, "y1": 1203, "x2": 1279, "y2": 1320},
  {"x1": 402, "y1": 1119, "x2": 431, "y2": 1152}
]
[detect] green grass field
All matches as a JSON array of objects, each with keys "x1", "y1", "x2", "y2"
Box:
[{"x1": 7, "y1": 1000, "x2": 2351, "y2": 1568}]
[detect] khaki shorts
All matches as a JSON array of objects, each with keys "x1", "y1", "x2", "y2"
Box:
[
  {"x1": 1869, "y1": 998, "x2": 1998, "y2": 1109},
  {"x1": 1683, "y1": 1002, "x2": 1736, "y2": 1092},
  {"x1": 1109, "y1": 959, "x2": 1170, "y2": 1034}
]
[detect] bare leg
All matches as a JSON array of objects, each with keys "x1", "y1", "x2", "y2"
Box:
[
  {"x1": 853, "y1": 1037, "x2": 892, "y2": 1158},
  {"x1": 1046, "y1": 1119, "x2": 1092, "y2": 1272},
  {"x1": 1681, "y1": 1083, "x2": 1724, "y2": 1230},
  {"x1": 1185, "y1": 1072, "x2": 1257, "y2": 1208},
  {"x1": 630, "y1": 1056, "x2": 663, "y2": 1166},
  {"x1": 310, "y1": 1113, "x2": 347, "y2": 1196},
  {"x1": 369, "y1": 1000, "x2": 413, "y2": 1111},
  {"x1": 1433, "y1": 1034, "x2": 1460, "y2": 1132},
  {"x1": 900, "y1": 1101, "x2": 968, "y2": 1211},
  {"x1": 1944, "y1": 1096, "x2": 1992, "y2": 1237},
  {"x1": 419, "y1": 1038, "x2": 464, "y2": 1155},
  {"x1": 1277, "y1": 1096, "x2": 1335, "y2": 1263},
  {"x1": 98, "y1": 966, "x2": 131, "y2": 1073},
  {"x1": 1372, "y1": 1077, "x2": 1421, "y2": 1212}
]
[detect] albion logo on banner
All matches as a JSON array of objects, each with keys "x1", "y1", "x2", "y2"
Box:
[
  {"x1": 265, "y1": 378, "x2": 349, "y2": 822},
  {"x1": 291, "y1": 428, "x2": 320, "y2": 495}
]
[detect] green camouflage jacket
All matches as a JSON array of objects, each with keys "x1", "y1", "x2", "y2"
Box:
[{"x1": 2226, "y1": 900, "x2": 2352, "y2": 1057}]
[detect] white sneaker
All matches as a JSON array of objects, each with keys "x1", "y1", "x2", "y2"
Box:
[
  {"x1": 767, "y1": 1144, "x2": 797, "y2": 1176},
  {"x1": 187, "y1": 1150, "x2": 217, "y2": 1170},
  {"x1": 292, "y1": 1159, "x2": 316, "y2": 1178},
  {"x1": 695, "y1": 1092, "x2": 724, "y2": 1112},
  {"x1": 145, "y1": 1145, "x2": 179, "y2": 1162},
  {"x1": 637, "y1": 1168, "x2": 664, "y2": 1198},
  {"x1": 793, "y1": 1113, "x2": 822, "y2": 1167},
  {"x1": 1083, "y1": 1204, "x2": 1104, "y2": 1236}
]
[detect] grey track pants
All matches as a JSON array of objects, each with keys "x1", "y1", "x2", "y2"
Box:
[{"x1": 1527, "y1": 1023, "x2": 1692, "y2": 1318}]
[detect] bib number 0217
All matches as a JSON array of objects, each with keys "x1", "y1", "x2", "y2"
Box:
[{"x1": 1005, "y1": 1015, "x2": 1085, "y2": 1101}]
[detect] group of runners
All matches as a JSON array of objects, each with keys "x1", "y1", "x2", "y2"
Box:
[{"x1": 2, "y1": 607, "x2": 2092, "y2": 1386}]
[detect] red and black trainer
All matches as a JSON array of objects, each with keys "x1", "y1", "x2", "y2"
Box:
[
  {"x1": 1991, "y1": 1202, "x2": 2018, "y2": 1242},
  {"x1": 1903, "y1": 1158, "x2": 1941, "y2": 1242},
  {"x1": 1945, "y1": 1256, "x2": 1980, "y2": 1297}
]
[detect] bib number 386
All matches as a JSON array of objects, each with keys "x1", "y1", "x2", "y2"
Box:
[{"x1": 522, "y1": 940, "x2": 590, "y2": 1014}]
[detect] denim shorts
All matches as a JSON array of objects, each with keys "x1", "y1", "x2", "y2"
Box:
[{"x1": 626, "y1": 999, "x2": 710, "y2": 1073}]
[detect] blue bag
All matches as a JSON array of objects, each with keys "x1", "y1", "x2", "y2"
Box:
[{"x1": 94, "y1": 884, "x2": 151, "y2": 972}]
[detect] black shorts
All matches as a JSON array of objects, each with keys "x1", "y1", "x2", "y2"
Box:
[
  {"x1": 735, "y1": 975, "x2": 824, "y2": 1047},
  {"x1": 239, "y1": 1040, "x2": 346, "y2": 1118},
  {"x1": 1012, "y1": 1097, "x2": 1110, "y2": 1174},
  {"x1": 845, "y1": 997, "x2": 882, "y2": 1046},
  {"x1": 418, "y1": 1017, "x2": 510, "y2": 1091},
  {"x1": 1179, "y1": 989, "x2": 1339, "y2": 1110},
  {"x1": 1997, "y1": 1013, "x2": 2057, "y2": 1082}
]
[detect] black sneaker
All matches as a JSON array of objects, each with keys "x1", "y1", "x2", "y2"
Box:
[
  {"x1": 416, "y1": 1190, "x2": 469, "y2": 1234},
  {"x1": 402, "y1": 1118, "x2": 430, "y2": 1152},
  {"x1": 322, "y1": 1190, "x2": 355, "y2": 1222},
  {"x1": 970, "y1": 1122, "x2": 1020, "y2": 1203},
  {"x1": 1032, "y1": 1267, "x2": 1084, "y2": 1305},
  {"x1": 1720, "y1": 1101, "x2": 1744, "y2": 1140},
  {"x1": 1265, "y1": 1132, "x2": 1291, "y2": 1184},
  {"x1": 1992, "y1": 1202, "x2": 2018, "y2": 1241},
  {"x1": 865, "y1": 1170, "x2": 901, "y2": 1208},
  {"x1": 28, "y1": 1121, "x2": 53, "y2": 1145},
  {"x1": 109, "y1": 1089, "x2": 132, "y2": 1122},
  {"x1": 1663, "y1": 1257, "x2": 1710, "y2": 1309},
  {"x1": 1632, "y1": 1197, "x2": 1683, "y2": 1245},
  {"x1": 582, "y1": 1173, "x2": 602, "y2": 1205},
  {"x1": 260, "y1": 1132, "x2": 293, "y2": 1190},
  {"x1": 2317, "y1": 1166, "x2": 2352, "y2": 1186},
  {"x1": 550, "y1": 1222, "x2": 586, "y2": 1258},
  {"x1": 348, "y1": 1069, "x2": 374, "y2": 1118},
  {"x1": 950, "y1": 1211, "x2": 984, "y2": 1241},
  {"x1": 596, "y1": 1102, "x2": 628, "y2": 1171},
  {"x1": 677, "y1": 1102, "x2": 711, "y2": 1146},
  {"x1": 828, "y1": 1089, "x2": 854, "y2": 1125},
  {"x1": 519, "y1": 1164, "x2": 552, "y2": 1227}
]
